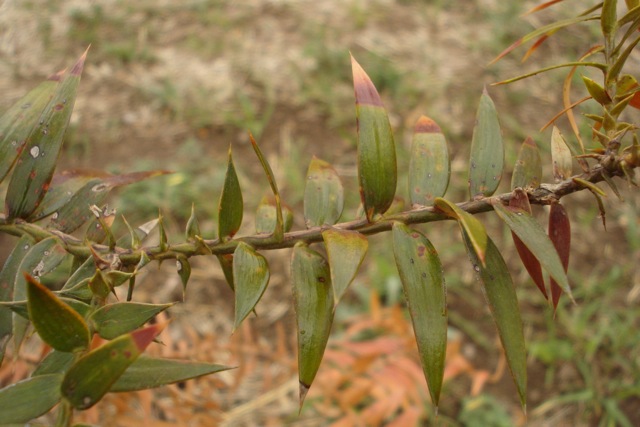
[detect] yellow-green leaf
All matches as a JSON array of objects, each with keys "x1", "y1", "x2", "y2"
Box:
[
  {"x1": 582, "y1": 75, "x2": 611, "y2": 105},
  {"x1": 492, "y1": 201, "x2": 573, "y2": 301},
  {"x1": 6, "y1": 50, "x2": 88, "y2": 219},
  {"x1": 218, "y1": 146, "x2": 243, "y2": 241},
  {"x1": 0, "y1": 374, "x2": 62, "y2": 423},
  {"x1": 469, "y1": 88, "x2": 503, "y2": 199},
  {"x1": 291, "y1": 243, "x2": 333, "y2": 407},
  {"x1": 408, "y1": 116, "x2": 450, "y2": 206},
  {"x1": 351, "y1": 55, "x2": 397, "y2": 221},
  {"x1": 111, "y1": 356, "x2": 233, "y2": 392},
  {"x1": 551, "y1": 126, "x2": 573, "y2": 181},
  {"x1": 90, "y1": 302, "x2": 173, "y2": 340},
  {"x1": 0, "y1": 72, "x2": 60, "y2": 184},
  {"x1": 463, "y1": 233, "x2": 527, "y2": 409},
  {"x1": 233, "y1": 242, "x2": 270, "y2": 330},
  {"x1": 26, "y1": 274, "x2": 90, "y2": 353},
  {"x1": 392, "y1": 223, "x2": 447, "y2": 407},
  {"x1": 304, "y1": 156, "x2": 344, "y2": 228},
  {"x1": 434, "y1": 197, "x2": 488, "y2": 266},
  {"x1": 511, "y1": 137, "x2": 542, "y2": 190},
  {"x1": 255, "y1": 196, "x2": 293, "y2": 234},
  {"x1": 322, "y1": 228, "x2": 368, "y2": 306},
  {"x1": 61, "y1": 323, "x2": 164, "y2": 409}
]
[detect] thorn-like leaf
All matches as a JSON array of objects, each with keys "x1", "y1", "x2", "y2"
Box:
[{"x1": 218, "y1": 145, "x2": 243, "y2": 241}]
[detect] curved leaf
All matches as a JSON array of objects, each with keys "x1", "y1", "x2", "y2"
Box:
[
  {"x1": 233, "y1": 242, "x2": 270, "y2": 330},
  {"x1": 392, "y1": 223, "x2": 447, "y2": 407},
  {"x1": 463, "y1": 233, "x2": 527, "y2": 409},
  {"x1": 351, "y1": 55, "x2": 397, "y2": 221},
  {"x1": 61, "y1": 323, "x2": 164, "y2": 409},
  {"x1": 111, "y1": 356, "x2": 233, "y2": 392},
  {"x1": 291, "y1": 243, "x2": 333, "y2": 407},
  {"x1": 0, "y1": 374, "x2": 62, "y2": 423},
  {"x1": 548, "y1": 203, "x2": 571, "y2": 312},
  {"x1": 509, "y1": 190, "x2": 547, "y2": 300},
  {"x1": 322, "y1": 228, "x2": 368, "y2": 306},
  {"x1": 304, "y1": 156, "x2": 344, "y2": 228},
  {"x1": 218, "y1": 145, "x2": 243, "y2": 241},
  {"x1": 469, "y1": 88, "x2": 503, "y2": 199},
  {"x1": 511, "y1": 137, "x2": 542, "y2": 190},
  {"x1": 408, "y1": 116, "x2": 450, "y2": 206},
  {"x1": 176, "y1": 257, "x2": 191, "y2": 298},
  {"x1": 6, "y1": 50, "x2": 87, "y2": 219},
  {"x1": 0, "y1": 72, "x2": 60, "y2": 183},
  {"x1": 32, "y1": 350, "x2": 75, "y2": 377},
  {"x1": 492, "y1": 201, "x2": 573, "y2": 301},
  {"x1": 217, "y1": 254, "x2": 235, "y2": 291},
  {"x1": 249, "y1": 133, "x2": 284, "y2": 240},
  {"x1": 0, "y1": 235, "x2": 35, "y2": 362},
  {"x1": 434, "y1": 197, "x2": 488, "y2": 266},
  {"x1": 26, "y1": 274, "x2": 90, "y2": 353},
  {"x1": 551, "y1": 126, "x2": 573, "y2": 182},
  {"x1": 90, "y1": 302, "x2": 173, "y2": 340}
]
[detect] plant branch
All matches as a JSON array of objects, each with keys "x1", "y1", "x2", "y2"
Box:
[{"x1": 0, "y1": 160, "x2": 631, "y2": 268}]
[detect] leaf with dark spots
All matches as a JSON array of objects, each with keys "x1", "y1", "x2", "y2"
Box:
[
  {"x1": 26, "y1": 274, "x2": 90, "y2": 352},
  {"x1": 0, "y1": 73, "x2": 60, "y2": 184},
  {"x1": 5, "y1": 49, "x2": 88, "y2": 219},
  {"x1": 291, "y1": 243, "x2": 333, "y2": 408},
  {"x1": 509, "y1": 189, "x2": 547, "y2": 300},
  {"x1": 48, "y1": 170, "x2": 169, "y2": 233},
  {"x1": 61, "y1": 322, "x2": 165, "y2": 409},
  {"x1": 548, "y1": 203, "x2": 571, "y2": 313}
]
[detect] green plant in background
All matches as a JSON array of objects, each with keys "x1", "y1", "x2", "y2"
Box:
[{"x1": 1, "y1": 1, "x2": 640, "y2": 424}]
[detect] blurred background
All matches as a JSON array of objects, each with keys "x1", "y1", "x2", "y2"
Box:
[{"x1": 1, "y1": 0, "x2": 639, "y2": 425}]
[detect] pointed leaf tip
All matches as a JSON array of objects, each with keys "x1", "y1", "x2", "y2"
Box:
[
  {"x1": 131, "y1": 322, "x2": 166, "y2": 352},
  {"x1": 350, "y1": 55, "x2": 384, "y2": 107},
  {"x1": 71, "y1": 47, "x2": 90, "y2": 76},
  {"x1": 414, "y1": 115, "x2": 442, "y2": 133}
]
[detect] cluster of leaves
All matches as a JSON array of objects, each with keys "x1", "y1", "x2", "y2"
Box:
[{"x1": 0, "y1": 0, "x2": 639, "y2": 424}]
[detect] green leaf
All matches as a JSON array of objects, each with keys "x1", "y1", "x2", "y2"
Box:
[
  {"x1": 185, "y1": 204, "x2": 201, "y2": 241},
  {"x1": 551, "y1": 126, "x2": 573, "y2": 181},
  {"x1": 32, "y1": 350, "x2": 75, "y2": 377},
  {"x1": 434, "y1": 197, "x2": 488, "y2": 266},
  {"x1": 602, "y1": 0, "x2": 618, "y2": 37},
  {"x1": 255, "y1": 196, "x2": 293, "y2": 234},
  {"x1": 492, "y1": 201, "x2": 573, "y2": 301},
  {"x1": 321, "y1": 228, "x2": 368, "y2": 306},
  {"x1": 0, "y1": 235, "x2": 35, "y2": 363},
  {"x1": 26, "y1": 274, "x2": 90, "y2": 353},
  {"x1": 304, "y1": 156, "x2": 344, "y2": 228},
  {"x1": 0, "y1": 374, "x2": 63, "y2": 423},
  {"x1": 249, "y1": 133, "x2": 284, "y2": 240},
  {"x1": 608, "y1": 34, "x2": 640, "y2": 84},
  {"x1": 463, "y1": 233, "x2": 527, "y2": 409},
  {"x1": 59, "y1": 257, "x2": 96, "y2": 301},
  {"x1": 548, "y1": 203, "x2": 571, "y2": 312},
  {"x1": 582, "y1": 75, "x2": 611, "y2": 105},
  {"x1": 408, "y1": 116, "x2": 450, "y2": 206},
  {"x1": 5, "y1": 50, "x2": 88, "y2": 219},
  {"x1": 90, "y1": 302, "x2": 173, "y2": 340},
  {"x1": 511, "y1": 137, "x2": 542, "y2": 190},
  {"x1": 13, "y1": 237, "x2": 67, "y2": 350},
  {"x1": 233, "y1": 242, "x2": 270, "y2": 330},
  {"x1": 469, "y1": 88, "x2": 503, "y2": 198},
  {"x1": 509, "y1": 190, "x2": 547, "y2": 300},
  {"x1": 217, "y1": 254, "x2": 235, "y2": 291},
  {"x1": 48, "y1": 171, "x2": 169, "y2": 233},
  {"x1": 176, "y1": 256, "x2": 191, "y2": 298},
  {"x1": 0, "y1": 72, "x2": 60, "y2": 184},
  {"x1": 291, "y1": 243, "x2": 333, "y2": 407},
  {"x1": 392, "y1": 223, "x2": 447, "y2": 407},
  {"x1": 351, "y1": 55, "x2": 397, "y2": 221},
  {"x1": 110, "y1": 356, "x2": 233, "y2": 392},
  {"x1": 61, "y1": 323, "x2": 164, "y2": 409},
  {"x1": 218, "y1": 145, "x2": 243, "y2": 241},
  {"x1": 1, "y1": 296, "x2": 91, "y2": 321}
]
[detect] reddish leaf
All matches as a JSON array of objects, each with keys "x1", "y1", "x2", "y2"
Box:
[{"x1": 548, "y1": 203, "x2": 571, "y2": 313}]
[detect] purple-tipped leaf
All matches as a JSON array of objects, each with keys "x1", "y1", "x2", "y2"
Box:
[{"x1": 351, "y1": 55, "x2": 397, "y2": 221}]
